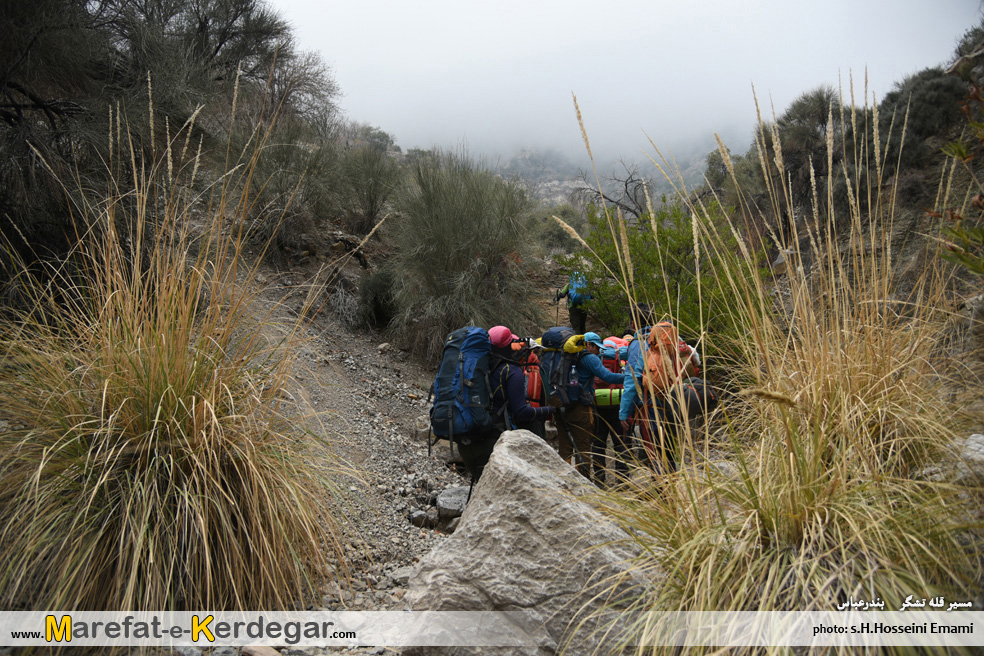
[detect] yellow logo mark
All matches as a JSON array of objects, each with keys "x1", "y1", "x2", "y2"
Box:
[
  {"x1": 192, "y1": 615, "x2": 214, "y2": 642},
  {"x1": 45, "y1": 615, "x2": 71, "y2": 642}
]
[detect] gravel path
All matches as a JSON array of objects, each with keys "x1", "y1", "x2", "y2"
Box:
[{"x1": 254, "y1": 267, "x2": 467, "y2": 621}]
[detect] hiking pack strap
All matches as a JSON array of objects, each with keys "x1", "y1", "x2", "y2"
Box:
[{"x1": 490, "y1": 357, "x2": 514, "y2": 431}]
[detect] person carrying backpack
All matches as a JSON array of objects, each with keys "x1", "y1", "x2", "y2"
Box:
[
  {"x1": 555, "y1": 271, "x2": 591, "y2": 334},
  {"x1": 593, "y1": 335, "x2": 632, "y2": 487},
  {"x1": 513, "y1": 339, "x2": 548, "y2": 439},
  {"x1": 489, "y1": 326, "x2": 555, "y2": 441},
  {"x1": 430, "y1": 326, "x2": 498, "y2": 484},
  {"x1": 544, "y1": 330, "x2": 623, "y2": 484},
  {"x1": 618, "y1": 309, "x2": 717, "y2": 476}
]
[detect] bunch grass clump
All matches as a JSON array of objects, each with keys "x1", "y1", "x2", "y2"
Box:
[
  {"x1": 0, "y1": 98, "x2": 351, "y2": 611},
  {"x1": 577, "y1": 83, "x2": 984, "y2": 654}
]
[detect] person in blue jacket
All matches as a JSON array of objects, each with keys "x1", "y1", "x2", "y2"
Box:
[
  {"x1": 554, "y1": 272, "x2": 591, "y2": 334},
  {"x1": 618, "y1": 310, "x2": 715, "y2": 476},
  {"x1": 552, "y1": 331, "x2": 623, "y2": 485}
]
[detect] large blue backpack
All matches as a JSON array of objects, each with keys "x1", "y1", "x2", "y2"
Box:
[
  {"x1": 430, "y1": 326, "x2": 495, "y2": 441},
  {"x1": 538, "y1": 326, "x2": 585, "y2": 405},
  {"x1": 568, "y1": 272, "x2": 589, "y2": 306}
]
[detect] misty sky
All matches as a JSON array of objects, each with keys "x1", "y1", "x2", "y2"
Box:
[{"x1": 273, "y1": 0, "x2": 981, "y2": 166}]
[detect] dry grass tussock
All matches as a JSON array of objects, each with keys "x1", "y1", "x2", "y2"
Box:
[
  {"x1": 574, "y1": 86, "x2": 984, "y2": 654},
  {"x1": 0, "y1": 93, "x2": 354, "y2": 611}
]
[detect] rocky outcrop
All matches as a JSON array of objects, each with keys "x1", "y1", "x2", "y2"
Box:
[{"x1": 405, "y1": 430, "x2": 651, "y2": 656}]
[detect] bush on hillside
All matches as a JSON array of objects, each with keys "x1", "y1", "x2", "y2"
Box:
[
  {"x1": 0, "y1": 0, "x2": 342, "y2": 277},
  {"x1": 383, "y1": 150, "x2": 544, "y2": 359},
  {"x1": 774, "y1": 85, "x2": 844, "y2": 208},
  {"x1": 701, "y1": 86, "x2": 848, "y2": 244},
  {"x1": 533, "y1": 203, "x2": 586, "y2": 255},
  {"x1": 951, "y1": 16, "x2": 984, "y2": 81},
  {"x1": 937, "y1": 85, "x2": 984, "y2": 279},
  {"x1": 879, "y1": 67, "x2": 967, "y2": 169},
  {"x1": 339, "y1": 145, "x2": 402, "y2": 235},
  {"x1": 556, "y1": 199, "x2": 760, "y2": 368},
  {"x1": 241, "y1": 117, "x2": 342, "y2": 256},
  {"x1": 702, "y1": 146, "x2": 771, "y2": 241},
  {"x1": 359, "y1": 268, "x2": 398, "y2": 329}
]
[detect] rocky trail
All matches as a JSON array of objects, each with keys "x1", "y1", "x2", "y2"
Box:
[
  {"x1": 260, "y1": 284, "x2": 457, "y2": 593},
  {"x1": 246, "y1": 248, "x2": 502, "y2": 651}
]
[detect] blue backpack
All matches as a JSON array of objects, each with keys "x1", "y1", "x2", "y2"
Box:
[
  {"x1": 568, "y1": 272, "x2": 589, "y2": 306},
  {"x1": 430, "y1": 326, "x2": 495, "y2": 441}
]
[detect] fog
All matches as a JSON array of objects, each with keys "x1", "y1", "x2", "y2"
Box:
[{"x1": 273, "y1": 0, "x2": 981, "y2": 169}]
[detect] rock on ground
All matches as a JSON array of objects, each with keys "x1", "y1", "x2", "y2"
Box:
[{"x1": 405, "y1": 430, "x2": 650, "y2": 656}]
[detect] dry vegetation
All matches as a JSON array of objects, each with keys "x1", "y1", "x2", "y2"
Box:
[
  {"x1": 580, "y1": 85, "x2": 984, "y2": 654},
  {"x1": 0, "y1": 102, "x2": 353, "y2": 611}
]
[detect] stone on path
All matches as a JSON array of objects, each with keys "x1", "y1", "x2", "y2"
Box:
[{"x1": 406, "y1": 430, "x2": 651, "y2": 655}]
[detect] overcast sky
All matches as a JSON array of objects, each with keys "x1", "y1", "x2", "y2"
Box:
[{"x1": 273, "y1": 0, "x2": 981, "y2": 166}]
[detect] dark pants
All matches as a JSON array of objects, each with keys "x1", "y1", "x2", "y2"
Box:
[
  {"x1": 636, "y1": 377, "x2": 717, "y2": 475},
  {"x1": 593, "y1": 405, "x2": 634, "y2": 486},
  {"x1": 518, "y1": 419, "x2": 546, "y2": 439},
  {"x1": 568, "y1": 305, "x2": 587, "y2": 334},
  {"x1": 551, "y1": 400, "x2": 594, "y2": 479},
  {"x1": 637, "y1": 398, "x2": 679, "y2": 475},
  {"x1": 456, "y1": 430, "x2": 502, "y2": 483}
]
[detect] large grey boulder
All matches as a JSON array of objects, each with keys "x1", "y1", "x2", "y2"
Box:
[{"x1": 406, "y1": 430, "x2": 651, "y2": 655}]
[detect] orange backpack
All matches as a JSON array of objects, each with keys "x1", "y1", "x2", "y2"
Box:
[{"x1": 641, "y1": 321, "x2": 684, "y2": 397}]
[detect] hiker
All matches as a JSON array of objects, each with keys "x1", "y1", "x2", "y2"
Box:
[
  {"x1": 450, "y1": 326, "x2": 546, "y2": 485},
  {"x1": 549, "y1": 331, "x2": 623, "y2": 485},
  {"x1": 489, "y1": 326, "x2": 555, "y2": 443},
  {"x1": 593, "y1": 335, "x2": 633, "y2": 487},
  {"x1": 619, "y1": 311, "x2": 717, "y2": 476},
  {"x1": 513, "y1": 339, "x2": 548, "y2": 439},
  {"x1": 555, "y1": 271, "x2": 590, "y2": 334},
  {"x1": 430, "y1": 326, "x2": 500, "y2": 485}
]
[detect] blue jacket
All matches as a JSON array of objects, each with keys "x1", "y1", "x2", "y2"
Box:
[
  {"x1": 557, "y1": 282, "x2": 591, "y2": 308},
  {"x1": 619, "y1": 328, "x2": 649, "y2": 421},
  {"x1": 574, "y1": 352, "x2": 623, "y2": 405}
]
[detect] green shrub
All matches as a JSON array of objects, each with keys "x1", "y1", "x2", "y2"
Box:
[
  {"x1": 339, "y1": 145, "x2": 402, "y2": 235},
  {"x1": 385, "y1": 150, "x2": 544, "y2": 359},
  {"x1": 879, "y1": 67, "x2": 966, "y2": 169},
  {"x1": 0, "y1": 0, "x2": 337, "y2": 276},
  {"x1": 937, "y1": 86, "x2": 984, "y2": 279},
  {"x1": 532, "y1": 203, "x2": 585, "y2": 255},
  {"x1": 950, "y1": 16, "x2": 984, "y2": 80},
  {"x1": 774, "y1": 85, "x2": 844, "y2": 208},
  {"x1": 556, "y1": 199, "x2": 761, "y2": 367},
  {"x1": 243, "y1": 116, "x2": 342, "y2": 255},
  {"x1": 358, "y1": 268, "x2": 398, "y2": 329}
]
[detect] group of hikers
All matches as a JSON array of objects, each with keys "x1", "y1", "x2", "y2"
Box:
[{"x1": 429, "y1": 272, "x2": 719, "y2": 489}]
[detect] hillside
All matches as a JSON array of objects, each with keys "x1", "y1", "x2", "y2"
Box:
[{"x1": 2, "y1": 4, "x2": 983, "y2": 650}]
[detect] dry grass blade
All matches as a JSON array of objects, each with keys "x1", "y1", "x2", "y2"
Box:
[
  {"x1": 0, "y1": 96, "x2": 354, "y2": 611},
  {"x1": 576, "y1": 81, "x2": 984, "y2": 655}
]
